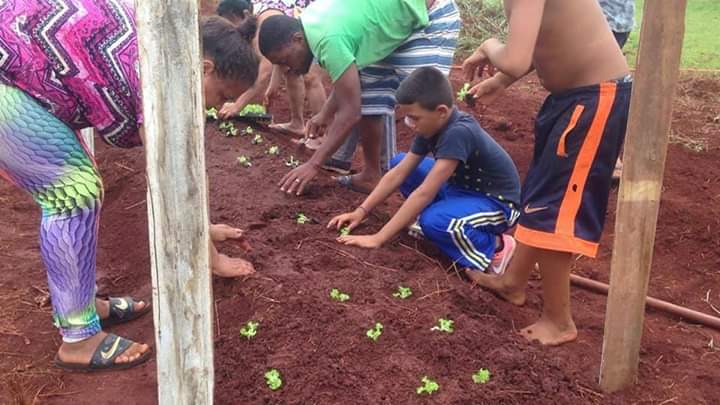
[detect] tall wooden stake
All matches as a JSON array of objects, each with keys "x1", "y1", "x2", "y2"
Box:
[
  {"x1": 600, "y1": 0, "x2": 686, "y2": 393},
  {"x1": 135, "y1": 1, "x2": 214, "y2": 403}
]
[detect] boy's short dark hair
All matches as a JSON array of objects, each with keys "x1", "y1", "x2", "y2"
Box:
[
  {"x1": 217, "y1": 0, "x2": 253, "y2": 19},
  {"x1": 201, "y1": 16, "x2": 259, "y2": 84},
  {"x1": 258, "y1": 14, "x2": 302, "y2": 56},
  {"x1": 396, "y1": 67, "x2": 454, "y2": 110}
]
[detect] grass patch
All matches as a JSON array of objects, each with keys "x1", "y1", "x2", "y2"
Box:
[
  {"x1": 455, "y1": 0, "x2": 506, "y2": 58},
  {"x1": 622, "y1": 0, "x2": 720, "y2": 69}
]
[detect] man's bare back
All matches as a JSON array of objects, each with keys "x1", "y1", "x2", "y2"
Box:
[{"x1": 505, "y1": 0, "x2": 630, "y2": 93}]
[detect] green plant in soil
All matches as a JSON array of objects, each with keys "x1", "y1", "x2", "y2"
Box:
[
  {"x1": 266, "y1": 145, "x2": 280, "y2": 155},
  {"x1": 264, "y1": 369, "x2": 282, "y2": 391},
  {"x1": 457, "y1": 82, "x2": 475, "y2": 106},
  {"x1": 242, "y1": 126, "x2": 254, "y2": 136},
  {"x1": 206, "y1": 107, "x2": 218, "y2": 120},
  {"x1": 392, "y1": 286, "x2": 413, "y2": 299},
  {"x1": 219, "y1": 121, "x2": 239, "y2": 137},
  {"x1": 239, "y1": 103, "x2": 266, "y2": 116},
  {"x1": 472, "y1": 368, "x2": 491, "y2": 384},
  {"x1": 285, "y1": 155, "x2": 301, "y2": 168},
  {"x1": 329, "y1": 288, "x2": 350, "y2": 302},
  {"x1": 296, "y1": 213, "x2": 310, "y2": 224},
  {"x1": 416, "y1": 376, "x2": 439, "y2": 395},
  {"x1": 339, "y1": 225, "x2": 351, "y2": 236},
  {"x1": 251, "y1": 133, "x2": 264, "y2": 144},
  {"x1": 239, "y1": 320, "x2": 259, "y2": 339},
  {"x1": 237, "y1": 155, "x2": 252, "y2": 167},
  {"x1": 431, "y1": 318, "x2": 454, "y2": 333},
  {"x1": 366, "y1": 322, "x2": 383, "y2": 342}
]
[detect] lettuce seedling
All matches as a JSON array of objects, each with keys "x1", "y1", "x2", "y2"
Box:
[
  {"x1": 457, "y1": 82, "x2": 476, "y2": 106},
  {"x1": 267, "y1": 145, "x2": 280, "y2": 155},
  {"x1": 392, "y1": 286, "x2": 412, "y2": 299},
  {"x1": 284, "y1": 155, "x2": 301, "y2": 168},
  {"x1": 239, "y1": 320, "x2": 259, "y2": 339},
  {"x1": 339, "y1": 225, "x2": 351, "y2": 236},
  {"x1": 330, "y1": 288, "x2": 350, "y2": 302},
  {"x1": 296, "y1": 213, "x2": 309, "y2": 224},
  {"x1": 264, "y1": 369, "x2": 282, "y2": 391},
  {"x1": 237, "y1": 155, "x2": 252, "y2": 167},
  {"x1": 239, "y1": 104, "x2": 266, "y2": 116},
  {"x1": 219, "y1": 121, "x2": 239, "y2": 137},
  {"x1": 416, "y1": 376, "x2": 439, "y2": 395},
  {"x1": 472, "y1": 368, "x2": 491, "y2": 384},
  {"x1": 251, "y1": 133, "x2": 264, "y2": 144},
  {"x1": 366, "y1": 322, "x2": 383, "y2": 342},
  {"x1": 431, "y1": 318, "x2": 454, "y2": 334},
  {"x1": 242, "y1": 126, "x2": 254, "y2": 136},
  {"x1": 206, "y1": 107, "x2": 218, "y2": 120}
]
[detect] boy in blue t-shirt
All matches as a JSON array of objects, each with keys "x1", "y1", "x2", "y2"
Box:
[{"x1": 328, "y1": 67, "x2": 521, "y2": 274}]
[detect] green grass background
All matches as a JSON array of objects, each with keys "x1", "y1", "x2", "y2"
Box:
[{"x1": 624, "y1": 0, "x2": 720, "y2": 69}]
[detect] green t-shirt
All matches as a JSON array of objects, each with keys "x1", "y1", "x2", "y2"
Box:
[{"x1": 301, "y1": 0, "x2": 429, "y2": 81}]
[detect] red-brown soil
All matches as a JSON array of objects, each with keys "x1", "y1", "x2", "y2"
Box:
[{"x1": 1, "y1": 72, "x2": 719, "y2": 404}]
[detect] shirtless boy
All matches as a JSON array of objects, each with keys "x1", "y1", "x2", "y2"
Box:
[{"x1": 462, "y1": 0, "x2": 631, "y2": 346}]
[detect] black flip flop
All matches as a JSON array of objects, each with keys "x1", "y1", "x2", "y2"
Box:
[
  {"x1": 100, "y1": 297, "x2": 152, "y2": 328},
  {"x1": 233, "y1": 113, "x2": 273, "y2": 125},
  {"x1": 54, "y1": 333, "x2": 152, "y2": 372}
]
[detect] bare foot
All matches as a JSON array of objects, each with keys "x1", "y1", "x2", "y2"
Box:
[
  {"x1": 95, "y1": 298, "x2": 146, "y2": 320},
  {"x1": 210, "y1": 223, "x2": 243, "y2": 242},
  {"x1": 212, "y1": 254, "x2": 255, "y2": 277},
  {"x1": 57, "y1": 331, "x2": 150, "y2": 366},
  {"x1": 464, "y1": 269, "x2": 527, "y2": 306},
  {"x1": 519, "y1": 317, "x2": 577, "y2": 346},
  {"x1": 303, "y1": 136, "x2": 323, "y2": 150},
  {"x1": 270, "y1": 121, "x2": 304, "y2": 136},
  {"x1": 335, "y1": 172, "x2": 380, "y2": 194}
]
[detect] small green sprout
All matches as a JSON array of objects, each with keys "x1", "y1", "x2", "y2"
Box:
[
  {"x1": 284, "y1": 155, "x2": 301, "y2": 168},
  {"x1": 219, "y1": 121, "x2": 239, "y2": 137},
  {"x1": 264, "y1": 369, "x2": 282, "y2": 391},
  {"x1": 242, "y1": 126, "x2": 254, "y2": 136},
  {"x1": 392, "y1": 286, "x2": 413, "y2": 300},
  {"x1": 296, "y1": 213, "x2": 310, "y2": 224},
  {"x1": 237, "y1": 155, "x2": 252, "y2": 167},
  {"x1": 339, "y1": 225, "x2": 351, "y2": 236},
  {"x1": 251, "y1": 133, "x2": 264, "y2": 144},
  {"x1": 457, "y1": 82, "x2": 471, "y2": 102},
  {"x1": 330, "y1": 288, "x2": 350, "y2": 302},
  {"x1": 206, "y1": 107, "x2": 218, "y2": 120},
  {"x1": 267, "y1": 145, "x2": 280, "y2": 155},
  {"x1": 431, "y1": 318, "x2": 454, "y2": 334},
  {"x1": 416, "y1": 376, "x2": 439, "y2": 395},
  {"x1": 239, "y1": 104, "x2": 266, "y2": 116},
  {"x1": 472, "y1": 368, "x2": 491, "y2": 384},
  {"x1": 239, "y1": 320, "x2": 259, "y2": 339},
  {"x1": 366, "y1": 322, "x2": 383, "y2": 342}
]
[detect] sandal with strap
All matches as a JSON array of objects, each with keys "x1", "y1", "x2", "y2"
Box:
[
  {"x1": 100, "y1": 296, "x2": 152, "y2": 328},
  {"x1": 54, "y1": 333, "x2": 152, "y2": 372}
]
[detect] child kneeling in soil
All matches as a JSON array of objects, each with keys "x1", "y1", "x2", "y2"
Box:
[
  {"x1": 460, "y1": 0, "x2": 631, "y2": 346},
  {"x1": 328, "y1": 67, "x2": 521, "y2": 275}
]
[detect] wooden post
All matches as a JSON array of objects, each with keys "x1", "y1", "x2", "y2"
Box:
[
  {"x1": 599, "y1": 0, "x2": 686, "y2": 393},
  {"x1": 135, "y1": 1, "x2": 214, "y2": 404},
  {"x1": 80, "y1": 128, "x2": 94, "y2": 155}
]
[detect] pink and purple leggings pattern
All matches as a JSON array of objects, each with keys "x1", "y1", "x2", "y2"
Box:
[{"x1": 0, "y1": 84, "x2": 102, "y2": 341}]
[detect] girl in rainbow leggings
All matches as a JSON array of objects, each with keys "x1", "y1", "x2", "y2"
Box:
[{"x1": 0, "y1": 1, "x2": 258, "y2": 370}]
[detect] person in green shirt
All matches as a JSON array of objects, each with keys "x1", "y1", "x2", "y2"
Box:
[{"x1": 258, "y1": 0, "x2": 461, "y2": 196}]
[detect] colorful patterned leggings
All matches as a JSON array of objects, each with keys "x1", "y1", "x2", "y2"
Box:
[{"x1": 0, "y1": 83, "x2": 102, "y2": 341}]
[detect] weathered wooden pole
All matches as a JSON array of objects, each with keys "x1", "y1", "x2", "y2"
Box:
[
  {"x1": 599, "y1": 0, "x2": 687, "y2": 393},
  {"x1": 135, "y1": 1, "x2": 214, "y2": 403}
]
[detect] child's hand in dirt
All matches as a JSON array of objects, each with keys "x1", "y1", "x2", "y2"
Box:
[
  {"x1": 219, "y1": 101, "x2": 242, "y2": 120},
  {"x1": 468, "y1": 76, "x2": 508, "y2": 106},
  {"x1": 336, "y1": 234, "x2": 382, "y2": 249},
  {"x1": 327, "y1": 209, "x2": 365, "y2": 232}
]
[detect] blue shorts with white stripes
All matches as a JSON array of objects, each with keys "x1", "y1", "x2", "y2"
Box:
[{"x1": 392, "y1": 153, "x2": 519, "y2": 272}]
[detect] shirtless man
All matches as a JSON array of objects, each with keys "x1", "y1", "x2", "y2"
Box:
[{"x1": 461, "y1": 0, "x2": 631, "y2": 346}]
